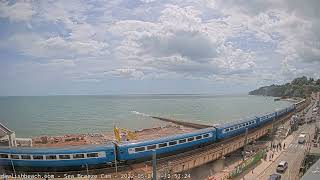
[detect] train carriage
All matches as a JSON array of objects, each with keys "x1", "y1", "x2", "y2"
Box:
[
  {"x1": 117, "y1": 128, "x2": 216, "y2": 162},
  {"x1": 0, "y1": 144, "x2": 115, "y2": 171},
  {"x1": 215, "y1": 117, "x2": 259, "y2": 140},
  {"x1": 258, "y1": 112, "x2": 276, "y2": 125}
]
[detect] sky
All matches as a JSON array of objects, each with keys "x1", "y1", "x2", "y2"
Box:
[{"x1": 0, "y1": 0, "x2": 320, "y2": 96}]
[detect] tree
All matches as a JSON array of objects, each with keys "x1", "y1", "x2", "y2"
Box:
[
  {"x1": 291, "y1": 76, "x2": 308, "y2": 85},
  {"x1": 309, "y1": 78, "x2": 314, "y2": 84}
]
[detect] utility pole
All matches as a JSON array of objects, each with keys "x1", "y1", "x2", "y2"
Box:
[
  {"x1": 271, "y1": 116, "x2": 275, "y2": 149},
  {"x1": 152, "y1": 150, "x2": 157, "y2": 180},
  {"x1": 243, "y1": 128, "x2": 248, "y2": 161},
  {"x1": 112, "y1": 142, "x2": 118, "y2": 175}
]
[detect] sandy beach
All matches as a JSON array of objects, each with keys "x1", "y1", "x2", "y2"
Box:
[{"x1": 31, "y1": 124, "x2": 196, "y2": 147}]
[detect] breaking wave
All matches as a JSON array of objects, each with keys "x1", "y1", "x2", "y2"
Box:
[{"x1": 131, "y1": 111, "x2": 151, "y2": 117}]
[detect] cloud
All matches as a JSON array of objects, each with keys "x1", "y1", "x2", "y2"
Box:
[
  {"x1": 4, "y1": 33, "x2": 109, "y2": 59},
  {"x1": 0, "y1": 1, "x2": 35, "y2": 22},
  {"x1": 140, "y1": 30, "x2": 218, "y2": 61},
  {"x1": 107, "y1": 68, "x2": 145, "y2": 79},
  {"x1": 0, "y1": 0, "x2": 320, "y2": 95},
  {"x1": 110, "y1": 4, "x2": 257, "y2": 80}
]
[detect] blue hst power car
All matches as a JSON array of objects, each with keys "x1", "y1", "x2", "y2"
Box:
[{"x1": 0, "y1": 144, "x2": 115, "y2": 170}]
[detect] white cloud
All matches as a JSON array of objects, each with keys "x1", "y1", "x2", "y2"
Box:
[
  {"x1": 107, "y1": 68, "x2": 145, "y2": 79},
  {"x1": 109, "y1": 4, "x2": 257, "y2": 80},
  {"x1": 1, "y1": 0, "x2": 320, "y2": 93},
  {"x1": 0, "y1": 1, "x2": 35, "y2": 22}
]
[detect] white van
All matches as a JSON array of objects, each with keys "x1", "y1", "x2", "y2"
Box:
[{"x1": 298, "y1": 134, "x2": 306, "y2": 144}]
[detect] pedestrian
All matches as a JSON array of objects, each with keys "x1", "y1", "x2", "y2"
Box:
[{"x1": 283, "y1": 143, "x2": 286, "y2": 149}]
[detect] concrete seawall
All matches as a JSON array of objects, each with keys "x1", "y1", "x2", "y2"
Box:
[{"x1": 150, "y1": 116, "x2": 212, "y2": 129}]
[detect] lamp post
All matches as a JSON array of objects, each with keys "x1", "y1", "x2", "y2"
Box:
[
  {"x1": 271, "y1": 116, "x2": 276, "y2": 150},
  {"x1": 242, "y1": 128, "x2": 248, "y2": 161},
  {"x1": 306, "y1": 132, "x2": 311, "y2": 154},
  {"x1": 152, "y1": 150, "x2": 157, "y2": 180}
]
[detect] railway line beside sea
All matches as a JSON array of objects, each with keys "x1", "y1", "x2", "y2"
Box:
[{"x1": 1, "y1": 98, "x2": 310, "y2": 180}]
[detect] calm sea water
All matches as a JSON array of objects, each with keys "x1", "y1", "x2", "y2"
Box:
[{"x1": 0, "y1": 95, "x2": 292, "y2": 137}]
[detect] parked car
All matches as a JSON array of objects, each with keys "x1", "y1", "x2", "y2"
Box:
[
  {"x1": 268, "y1": 173, "x2": 281, "y2": 180},
  {"x1": 276, "y1": 161, "x2": 288, "y2": 173},
  {"x1": 298, "y1": 134, "x2": 307, "y2": 144}
]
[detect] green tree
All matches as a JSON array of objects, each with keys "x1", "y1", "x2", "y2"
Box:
[
  {"x1": 309, "y1": 78, "x2": 314, "y2": 84},
  {"x1": 292, "y1": 76, "x2": 308, "y2": 85}
]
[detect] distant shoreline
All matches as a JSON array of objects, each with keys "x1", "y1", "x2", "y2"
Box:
[{"x1": 0, "y1": 93, "x2": 248, "y2": 97}]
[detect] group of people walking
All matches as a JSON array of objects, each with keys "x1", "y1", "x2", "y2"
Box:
[{"x1": 267, "y1": 142, "x2": 286, "y2": 161}]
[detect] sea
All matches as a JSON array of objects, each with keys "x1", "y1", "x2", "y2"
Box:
[{"x1": 0, "y1": 95, "x2": 292, "y2": 137}]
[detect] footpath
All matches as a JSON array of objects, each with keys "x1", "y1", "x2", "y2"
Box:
[
  {"x1": 209, "y1": 133, "x2": 295, "y2": 180},
  {"x1": 243, "y1": 134, "x2": 294, "y2": 180}
]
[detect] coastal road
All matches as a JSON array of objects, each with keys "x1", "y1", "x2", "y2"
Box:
[
  {"x1": 258, "y1": 123, "x2": 314, "y2": 180},
  {"x1": 258, "y1": 99, "x2": 318, "y2": 180}
]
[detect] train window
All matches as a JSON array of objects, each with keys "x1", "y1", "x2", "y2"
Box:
[
  {"x1": 87, "y1": 153, "x2": 99, "y2": 158},
  {"x1": 0, "y1": 154, "x2": 8, "y2": 158},
  {"x1": 159, "y1": 143, "x2": 167, "y2": 148},
  {"x1": 230, "y1": 127, "x2": 233, "y2": 131},
  {"x1": 21, "y1": 155, "x2": 31, "y2": 160},
  {"x1": 203, "y1": 134, "x2": 209, "y2": 138},
  {"x1": 73, "y1": 154, "x2": 85, "y2": 159},
  {"x1": 46, "y1": 155, "x2": 57, "y2": 160},
  {"x1": 10, "y1": 154, "x2": 20, "y2": 159},
  {"x1": 169, "y1": 141, "x2": 177, "y2": 146},
  {"x1": 188, "y1": 137, "x2": 194, "y2": 142},
  {"x1": 179, "y1": 139, "x2": 186, "y2": 144},
  {"x1": 135, "y1": 147, "x2": 146, "y2": 152},
  {"x1": 147, "y1": 145, "x2": 157, "y2": 150},
  {"x1": 196, "y1": 136, "x2": 202, "y2": 140},
  {"x1": 33, "y1": 155, "x2": 44, "y2": 160},
  {"x1": 59, "y1": 155, "x2": 70, "y2": 159},
  {"x1": 225, "y1": 128, "x2": 229, "y2": 132}
]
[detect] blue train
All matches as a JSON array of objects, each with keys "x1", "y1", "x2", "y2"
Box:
[
  {"x1": 0, "y1": 145, "x2": 115, "y2": 170},
  {"x1": 0, "y1": 101, "x2": 303, "y2": 171}
]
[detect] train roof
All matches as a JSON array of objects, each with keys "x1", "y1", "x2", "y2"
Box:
[
  {"x1": 0, "y1": 143, "x2": 114, "y2": 154},
  {"x1": 216, "y1": 116, "x2": 258, "y2": 129},
  {"x1": 118, "y1": 127, "x2": 215, "y2": 148}
]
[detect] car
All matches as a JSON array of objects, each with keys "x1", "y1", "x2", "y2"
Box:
[
  {"x1": 276, "y1": 161, "x2": 288, "y2": 173},
  {"x1": 268, "y1": 173, "x2": 281, "y2": 180},
  {"x1": 298, "y1": 134, "x2": 307, "y2": 144}
]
